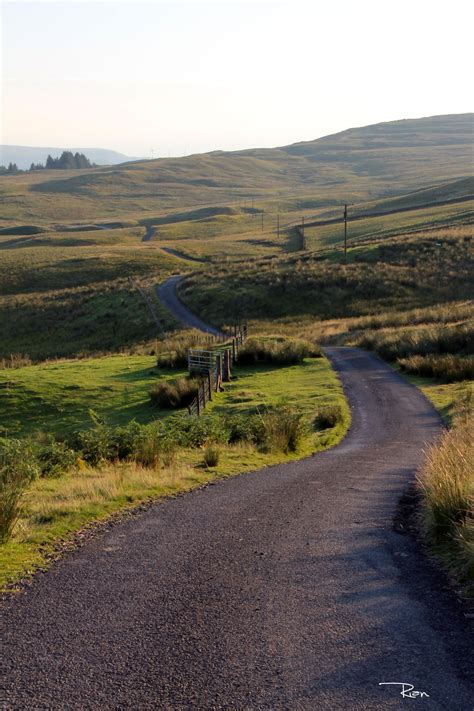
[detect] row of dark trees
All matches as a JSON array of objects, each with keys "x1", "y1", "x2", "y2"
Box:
[
  {"x1": 0, "y1": 151, "x2": 96, "y2": 175},
  {"x1": 0, "y1": 163, "x2": 19, "y2": 174},
  {"x1": 31, "y1": 151, "x2": 96, "y2": 170}
]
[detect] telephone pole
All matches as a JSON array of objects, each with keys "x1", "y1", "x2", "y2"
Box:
[
  {"x1": 301, "y1": 215, "x2": 305, "y2": 250},
  {"x1": 343, "y1": 203, "x2": 348, "y2": 262}
]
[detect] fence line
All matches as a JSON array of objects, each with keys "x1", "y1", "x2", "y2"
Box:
[
  {"x1": 187, "y1": 324, "x2": 248, "y2": 416},
  {"x1": 128, "y1": 277, "x2": 162, "y2": 329}
]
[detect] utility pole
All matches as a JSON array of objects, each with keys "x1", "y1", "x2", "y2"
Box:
[
  {"x1": 277, "y1": 214, "x2": 280, "y2": 239},
  {"x1": 301, "y1": 215, "x2": 305, "y2": 250},
  {"x1": 343, "y1": 203, "x2": 348, "y2": 262}
]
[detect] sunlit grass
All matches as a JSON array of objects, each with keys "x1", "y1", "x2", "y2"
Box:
[
  {"x1": 417, "y1": 414, "x2": 473, "y2": 590},
  {"x1": 0, "y1": 355, "x2": 349, "y2": 591}
]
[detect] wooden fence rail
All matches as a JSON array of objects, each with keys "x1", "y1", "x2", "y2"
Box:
[{"x1": 187, "y1": 324, "x2": 248, "y2": 416}]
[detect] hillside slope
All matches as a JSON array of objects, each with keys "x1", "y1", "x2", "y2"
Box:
[{"x1": 1, "y1": 114, "x2": 472, "y2": 225}]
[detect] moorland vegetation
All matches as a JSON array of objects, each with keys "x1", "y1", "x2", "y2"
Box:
[{"x1": 0, "y1": 113, "x2": 472, "y2": 591}]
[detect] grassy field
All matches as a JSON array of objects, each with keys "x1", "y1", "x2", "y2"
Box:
[
  {"x1": 178, "y1": 224, "x2": 474, "y2": 324},
  {"x1": 304, "y1": 199, "x2": 473, "y2": 250},
  {"x1": 0, "y1": 355, "x2": 184, "y2": 436},
  {"x1": 0, "y1": 354, "x2": 348, "y2": 591},
  {"x1": 0, "y1": 236, "x2": 186, "y2": 360}
]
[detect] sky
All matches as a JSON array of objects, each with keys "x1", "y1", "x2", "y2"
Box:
[{"x1": 1, "y1": 0, "x2": 473, "y2": 158}]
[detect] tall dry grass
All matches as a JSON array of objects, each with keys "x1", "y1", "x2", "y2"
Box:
[
  {"x1": 399, "y1": 354, "x2": 474, "y2": 382},
  {"x1": 149, "y1": 376, "x2": 200, "y2": 408},
  {"x1": 19, "y1": 460, "x2": 193, "y2": 540},
  {"x1": 417, "y1": 415, "x2": 473, "y2": 585},
  {"x1": 238, "y1": 336, "x2": 320, "y2": 365}
]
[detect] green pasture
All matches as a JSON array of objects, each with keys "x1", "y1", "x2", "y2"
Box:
[{"x1": 0, "y1": 351, "x2": 347, "y2": 441}]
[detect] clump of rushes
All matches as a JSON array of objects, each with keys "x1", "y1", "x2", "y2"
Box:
[
  {"x1": 155, "y1": 331, "x2": 213, "y2": 369},
  {"x1": 203, "y1": 445, "x2": 220, "y2": 468},
  {"x1": 260, "y1": 406, "x2": 307, "y2": 453},
  {"x1": 149, "y1": 376, "x2": 200, "y2": 409},
  {"x1": 356, "y1": 322, "x2": 474, "y2": 362},
  {"x1": 0, "y1": 438, "x2": 40, "y2": 543},
  {"x1": 313, "y1": 405, "x2": 343, "y2": 430},
  {"x1": 238, "y1": 336, "x2": 321, "y2": 366},
  {"x1": 417, "y1": 415, "x2": 473, "y2": 585},
  {"x1": 398, "y1": 354, "x2": 474, "y2": 382}
]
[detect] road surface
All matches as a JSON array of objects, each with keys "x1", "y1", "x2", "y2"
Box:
[
  {"x1": 156, "y1": 275, "x2": 222, "y2": 335},
  {"x1": 2, "y1": 347, "x2": 472, "y2": 709}
]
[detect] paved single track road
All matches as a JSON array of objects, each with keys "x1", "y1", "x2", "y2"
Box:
[
  {"x1": 156, "y1": 275, "x2": 222, "y2": 335},
  {"x1": 2, "y1": 347, "x2": 473, "y2": 709}
]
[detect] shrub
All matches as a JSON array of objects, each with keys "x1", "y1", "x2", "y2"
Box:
[
  {"x1": 398, "y1": 354, "x2": 474, "y2": 382},
  {"x1": 110, "y1": 421, "x2": 145, "y2": 460},
  {"x1": 313, "y1": 405, "x2": 344, "y2": 430},
  {"x1": 259, "y1": 406, "x2": 307, "y2": 453},
  {"x1": 203, "y1": 445, "x2": 220, "y2": 468},
  {"x1": 168, "y1": 414, "x2": 229, "y2": 448},
  {"x1": 0, "y1": 438, "x2": 40, "y2": 543},
  {"x1": 132, "y1": 432, "x2": 162, "y2": 468},
  {"x1": 71, "y1": 420, "x2": 116, "y2": 466},
  {"x1": 238, "y1": 337, "x2": 321, "y2": 366},
  {"x1": 225, "y1": 413, "x2": 264, "y2": 444},
  {"x1": 149, "y1": 377, "x2": 200, "y2": 409},
  {"x1": 155, "y1": 332, "x2": 213, "y2": 369},
  {"x1": 133, "y1": 424, "x2": 177, "y2": 468},
  {"x1": 156, "y1": 350, "x2": 188, "y2": 369},
  {"x1": 36, "y1": 437, "x2": 77, "y2": 478}
]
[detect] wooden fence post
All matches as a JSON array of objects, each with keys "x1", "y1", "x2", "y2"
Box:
[
  {"x1": 207, "y1": 370, "x2": 212, "y2": 401},
  {"x1": 215, "y1": 354, "x2": 221, "y2": 391},
  {"x1": 223, "y1": 349, "x2": 231, "y2": 381}
]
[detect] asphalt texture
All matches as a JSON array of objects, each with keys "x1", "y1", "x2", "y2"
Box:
[
  {"x1": 156, "y1": 276, "x2": 222, "y2": 335},
  {"x1": 1, "y1": 348, "x2": 473, "y2": 710},
  {"x1": 142, "y1": 226, "x2": 156, "y2": 242}
]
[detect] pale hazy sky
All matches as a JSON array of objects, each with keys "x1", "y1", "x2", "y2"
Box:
[{"x1": 1, "y1": 0, "x2": 472, "y2": 157}]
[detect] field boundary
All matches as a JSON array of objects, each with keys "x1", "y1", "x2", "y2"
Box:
[{"x1": 187, "y1": 325, "x2": 248, "y2": 415}]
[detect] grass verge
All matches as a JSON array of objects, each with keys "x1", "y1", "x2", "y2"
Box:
[
  {"x1": 0, "y1": 355, "x2": 349, "y2": 593},
  {"x1": 417, "y1": 413, "x2": 473, "y2": 594}
]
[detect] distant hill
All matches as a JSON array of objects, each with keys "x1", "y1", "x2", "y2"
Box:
[
  {"x1": 2, "y1": 114, "x2": 472, "y2": 226},
  {"x1": 0, "y1": 145, "x2": 140, "y2": 170}
]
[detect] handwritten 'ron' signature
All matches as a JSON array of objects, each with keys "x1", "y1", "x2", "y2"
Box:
[{"x1": 379, "y1": 682, "x2": 429, "y2": 699}]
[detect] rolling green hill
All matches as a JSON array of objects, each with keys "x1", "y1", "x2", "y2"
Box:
[
  {"x1": 0, "y1": 114, "x2": 472, "y2": 226},
  {"x1": 0, "y1": 113, "x2": 472, "y2": 362}
]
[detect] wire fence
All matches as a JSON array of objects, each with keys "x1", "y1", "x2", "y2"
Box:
[{"x1": 187, "y1": 324, "x2": 248, "y2": 416}]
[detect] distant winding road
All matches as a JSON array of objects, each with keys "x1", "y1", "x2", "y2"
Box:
[
  {"x1": 142, "y1": 227, "x2": 207, "y2": 264},
  {"x1": 156, "y1": 275, "x2": 221, "y2": 335}
]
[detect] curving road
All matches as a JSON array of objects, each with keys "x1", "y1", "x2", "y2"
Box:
[
  {"x1": 1, "y1": 347, "x2": 472, "y2": 709},
  {"x1": 142, "y1": 226, "x2": 156, "y2": 242},
  {"x1": 156, "y1": 275, "x2": 222, "y2": 335}
]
